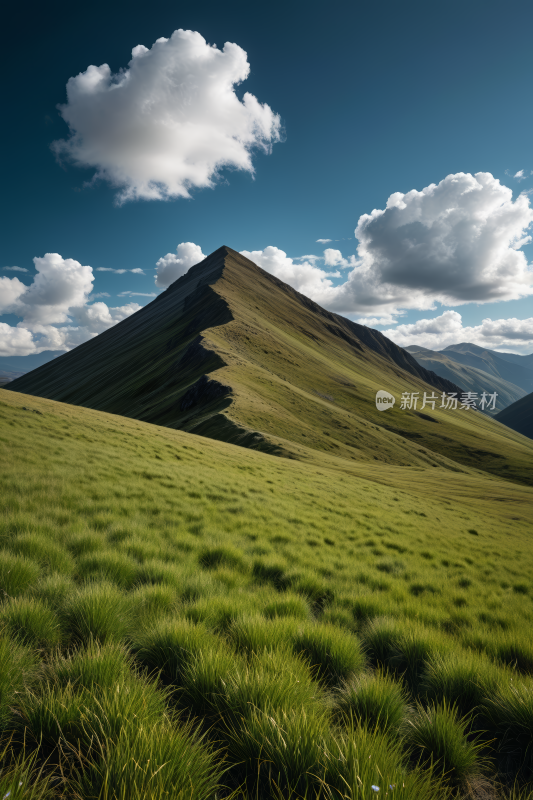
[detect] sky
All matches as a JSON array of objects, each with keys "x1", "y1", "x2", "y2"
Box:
[{"x1": 2, "y1": 0, "x2": 533, "y2": 366}]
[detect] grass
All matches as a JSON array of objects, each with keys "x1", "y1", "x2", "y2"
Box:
[
  {"x1": 0, "y1": 598, "x2": 62, "y2": 650},
  {"x1": 404, "y1": 701, "x2": 483, "y2": 789},
  {"x1": 334, "y1": 671, "x2": 409, "y2": 734},
  {"x1": 1, "y1": 388, "x2": 533, "y2": 797}
]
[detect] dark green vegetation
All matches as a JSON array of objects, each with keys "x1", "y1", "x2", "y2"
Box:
[
  {"x1": 8, "y1": 247, "x2": 533, "y2": 485},
  {"x1": 495, "y1": 392, "x2": 533, "y2": 441},
  {"x1": 405, "y1": 346, "x2": 529, "y2": 416},
  {"x1": 1, "y1": 389, "x2": 533, "y2": 798}
]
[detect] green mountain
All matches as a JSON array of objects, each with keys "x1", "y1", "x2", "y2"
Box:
[
  {"x1": 7, "y1": 247, "x2": 533, "y2": 484},
  {"x1": 404, "y1": 345, "x2": 526, "y2": 415},
  {"x1": 494, "y1": 392, "x2": 533, "y2": 440},
  {"x1": 441, "y1": 343, "x2": 533, "y2": 394}
]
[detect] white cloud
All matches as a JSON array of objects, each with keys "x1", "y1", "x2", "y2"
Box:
[
  {"x1": 96, "y1": 268, "x2": 127, "y2": 274},
  {"x1": 0, "y1": 253, "x2": 94, "y2": 325},
  {"x1": 240, "y1": 246, "x2": 341, "y2": 300},
  {"x1": 514, "y1": 169, "x2": 526, "y2": 181},
  {"x1": 0, "y1": 253, "x2": 141, "y2": 356},
  {"x1": 383, "y1": 310, "x2": 533, "y2": 354},
  {"x1": 0, "y1": 276, "x2": 26, "y2": 312},
  {"x1": 3, "y1": 266, "x2": 28, "y2": 273},
  {"x1": 323, "y1": 248, "x2": 358, "y2": 269},
  {"x1": 155, "y1": 242, "x2": 205, "y2": 288},
  {"x1": 316, "y1": 238, "x2": 332, "y2": 243},
  {"x1": 244, "y1": 173, "x2": 533, "y2": 319},
  {"x1": 72, "y1": 301, "x2": 142, "y2": 334},
  {"x1": 353, "y1": 314, "x2": 400, "y2": 327},
  {"x1": 0, "y1": 324, "x2": 37, "y2": 357},
  {"x1": 96, "y1": 267, "x2": 145, "y2": 274},
  {"x1": 52, "y1": 30, "x2": 281, "y2": 204},
  {"x1": 118, "y1": 291, "x2": 157, "y2": 297}
]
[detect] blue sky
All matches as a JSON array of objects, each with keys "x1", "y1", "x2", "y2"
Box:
[{"x1": 2, "y1": 0, "x2": 533, "y2": 365}]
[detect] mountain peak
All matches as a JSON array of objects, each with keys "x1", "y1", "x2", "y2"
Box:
[{"x1": 17, "y1": 247, "x2": 531, "y2": 478}]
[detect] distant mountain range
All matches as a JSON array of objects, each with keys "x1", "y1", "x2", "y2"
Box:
[
  {"x1": 0, "y1": 352, "x2": 62, "y2": 385},
  {"x1": 405, "y1": 342, "x2": 533, "y2": 417},
  {"x1": 5, "y1": 246, "x2": 533, "y2": 484}
]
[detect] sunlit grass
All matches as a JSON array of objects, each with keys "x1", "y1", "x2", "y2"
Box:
[{"x1": 1, "y1": 389, "x2": 533, "y2": 797}]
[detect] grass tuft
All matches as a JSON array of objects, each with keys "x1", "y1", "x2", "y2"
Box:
[
  {"x1": 335, "y1": 670, "x2": 409, "y2": 734},
  {"x1": 60, "y1": 581, "x2": 134, "y2": 644},
  {"x1": 0, "y1": 551, "x2": 40, "y2": 598},
  {"x1": 0, "y1": 598, "x2": 62, "y2": 649},
  {"x1": 405, "y1": 700, "x2": 483, "y2": 789},
  {"x1": 294, "y1": 622, "x2": 365, "y2": 685}
]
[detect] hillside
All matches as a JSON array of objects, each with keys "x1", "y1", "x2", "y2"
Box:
[
  {"x1": 495, "y1": 391, "x2": 533, "y2": 440},
  {"x1": 1, "y1": 388, "x2": 533, "y2": 799},
  {"x1": 7, "y1": 247, "x2": 533, "y2": 485},
  {"x1": 405, "y1": 345, "x2": 526, "y2": 415}
]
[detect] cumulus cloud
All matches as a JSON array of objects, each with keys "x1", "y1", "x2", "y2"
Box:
[
  {"x1": 3, "y1": 266, "x2": 28, "y2": 273},
  {"x1": 52, "y1": 30, "x2": 281, "y2": 204},
  {"x1": 155, "y1": 242, "x2": 205, "y2": 288},
  {"x1": 514, "y1": 170, "x2": 526, "y2": 181},
  {"x1": 244, "y1": 173, "x2": 533, "y2": 319},
  {"x1": 316, "y1": 238, "x2": 332, "y2": 243},
  {"x1": 72, "y1": 301, "x2": 142, "y2": 334},
  {"x1": 0, "y1": 254, "x2": 141, "y2": 356},
  {"x1": 240, "y1": 246, "x2": 341, "y2": 300},
  {"x1": 323, "y1": 248, "x2": 358, "y2": 269},
  {"x1": 383, "y1": 310, "x2": 533, "y2": 354}
]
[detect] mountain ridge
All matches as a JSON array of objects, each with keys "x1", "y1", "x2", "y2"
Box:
[{"x1": 7, "y1": 246, "x2": 533, "y2": 484}]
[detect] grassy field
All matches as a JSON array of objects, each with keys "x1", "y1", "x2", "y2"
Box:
[{"x1": 1, "y1": 388, "x2": 533, "y2": 798}]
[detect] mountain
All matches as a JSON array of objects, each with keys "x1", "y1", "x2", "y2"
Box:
[
  {"x1": 440, "y1": 343, "x2": 533, "y2": 394},
  {"x1": 7, "y1": 247, "x2": 533, "y2": 484},
  {"x1": 0, "y1": 351, "x2": 62, "y2": 374},
  {"x1": 405, "y1": 345, "x2": 526, "y2": 415},
  {"x1": 491, "y1": 350, "x2": 533, "y2": 370},
  {"x1": 494, "y1": 392, "x2": 533, "y2": 440},
  {"x1": 0, "y1": 370, "x2": 25, "y2": 388}
]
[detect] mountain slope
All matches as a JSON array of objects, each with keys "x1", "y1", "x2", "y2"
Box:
[
  {"x1": 490, "y1": 350, "x2": 533, "y2": 370},
  {"x1": 494, "y1": 392, "x2": 533, "y2": 440},
  {"x1": 441, "y1": 343, "x2": 533, "y2": 393},
  {"x1": 7, "y1": 247, "x2": 533, "y2": 484},
  {"x1": 405, "y1": 345, "x2": 526, "y2": 415}
]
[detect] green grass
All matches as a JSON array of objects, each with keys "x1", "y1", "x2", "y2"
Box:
[
  {"x1": 1, "y1": 389, "x2": 533, "y2": 797},
  {"x1": 404, "y1": 701, "x2": 484, "y2": 789},
  {"x1": 334, "y1": 671, "x2": 409, "y2": 734}
]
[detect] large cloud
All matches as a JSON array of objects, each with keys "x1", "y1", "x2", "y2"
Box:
[
  {"x1": 0, "y1": 254, "x2": 141, "y2": 356},
  {"x1": 243, "y1": 173, "x2": 533, "y2": 318},
  {"x1": 350, "y1": 172, "x2": 533, "y2": 310},
  {"x1": 155, "y1": 242, "x2": 205, "y2": 288},
  {"x1": 52, "y1": 30, "x2": 281, "y2": 204},
  {"x1": 383, "y1": 310, "x2": 533, "y2": 354}
]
